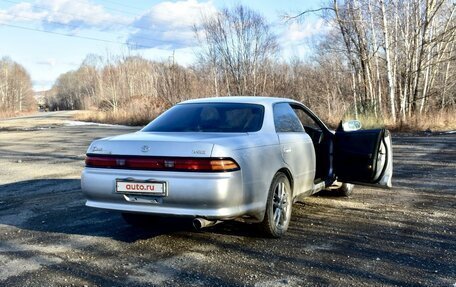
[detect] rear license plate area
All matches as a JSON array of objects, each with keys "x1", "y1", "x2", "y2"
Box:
[{"x1": 116, "y1": 179, "x2": 167, "y2": 196}]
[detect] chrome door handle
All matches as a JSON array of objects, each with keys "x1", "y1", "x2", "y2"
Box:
[{"x1": 283, "y1": 147, "x2": 292, "y2": 153}]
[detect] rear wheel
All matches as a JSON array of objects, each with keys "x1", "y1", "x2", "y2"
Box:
[
  {"x1": 121, "y1": 212, "x2": 158, "y2": 227},
  {"x1": 258, "y1": 173, "x2": 292, "y2": 238}
]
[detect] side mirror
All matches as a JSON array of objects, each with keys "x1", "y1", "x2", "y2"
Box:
[{"x1": 342, "y1": 120, "x2": 362, "y2": 131}]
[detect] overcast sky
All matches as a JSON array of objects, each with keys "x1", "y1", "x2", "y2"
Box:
[{"x1": 0, "y1": 0, "x2": 327, "y2": 91}]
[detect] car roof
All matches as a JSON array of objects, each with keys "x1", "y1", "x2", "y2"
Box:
[{"x1": 180, "y1": 96, "x2": 300, "y2": 106}]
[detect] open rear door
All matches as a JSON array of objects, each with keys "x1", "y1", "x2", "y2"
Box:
[{"x1": 334, "y1": 128, "x2": 392, "y2": 188}]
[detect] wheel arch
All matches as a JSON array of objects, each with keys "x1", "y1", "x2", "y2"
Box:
[{"x1": 277, "y1": 167, "x2": 294, "y2": 195}]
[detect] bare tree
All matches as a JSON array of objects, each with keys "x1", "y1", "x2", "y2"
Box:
[
  {"x1": 195, "y1": 5, "x2": 279, "y2": 96},
  {"x1": 0, "y1": 57, "x2": 35, "y2": 114},
  {"x1": 287, "y1": 0, "x2": 455, "y2": 123}
]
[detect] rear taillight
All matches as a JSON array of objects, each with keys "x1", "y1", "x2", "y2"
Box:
[
  {"x1": 85, "y1": 155, "x2": 240, "y2": 172},
  {"x1": 85, "y1": 156, "x2": 117, "y2": 168}
]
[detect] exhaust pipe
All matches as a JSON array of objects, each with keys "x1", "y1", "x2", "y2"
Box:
[{"x1": 192, "y1": 218, "x2": 221, "y2": 230}]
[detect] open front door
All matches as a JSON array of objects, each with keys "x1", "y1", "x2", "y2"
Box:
[{"x1": 334, "y1": 128, "x2": 392, "y2": 188}]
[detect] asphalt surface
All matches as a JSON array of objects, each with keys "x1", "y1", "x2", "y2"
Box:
[{"x1": 0, "y1": 112, "x2": 455, "y2": 287}]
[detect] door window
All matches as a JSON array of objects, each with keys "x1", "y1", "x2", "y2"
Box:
[
  {"x1": 273, "y1": 103, "x2": 304, "y2": 133},
  {"x1": 292, "y1": 108, "x2": 322, "y2": 132}
]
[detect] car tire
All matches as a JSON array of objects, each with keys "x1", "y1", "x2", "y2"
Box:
[
  {"x1": 338, "y1": 183, "x2": 354, "y2": 197},
  {"x1": 258, "y1": 172, "x2": 292, "y2": 238},
  {"x1": 121, "y1": 212, "x2": 158, "y2": 227}
]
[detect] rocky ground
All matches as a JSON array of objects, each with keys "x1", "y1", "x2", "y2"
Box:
[{"x1": 0, "y1": 112, "x2": 454, "y2": 287}]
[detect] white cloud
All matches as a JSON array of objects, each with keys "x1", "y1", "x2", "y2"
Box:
[
  {"x1": 9, "y1": 2, "x2": 45, "y2": 21},
  {"x1": 282, "y1": 19, "x2": 331, "y2": 44},
  {"x1": 0, "y1": 0, "x2": 127, "y2": 29},
  {"x1": 279, "y1": 19, "x2": 333, "y2": 60},
  {"x1": 127, "y1": 0, "x2": 217, "y2": 49},
  {"x1": 36, "y1": 58, "x2": 57, "y2": 67}
]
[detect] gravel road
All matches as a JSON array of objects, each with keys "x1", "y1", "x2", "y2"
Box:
[{"x1": 0, "y1": 111, "x2": 455, "y2": 287}]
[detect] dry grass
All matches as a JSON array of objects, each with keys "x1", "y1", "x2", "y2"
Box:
[
  {"x1": 73, "y1": 107, "x2": 456, "y2": 132},
  {"x1": 341, "y1": 111, "x2": 456, "y2": 132},
  {"x1": 74, "y1": 109, "x2": 160, "y2": 126},
  {"x1": 326, "y1": 109, "x2": 456, "y2": 132},
  {"x1": 392, "y1": 111, "x2": 456, "y2": 132},
  {"x1": 73, "y1": 95, "x2": 167, "y2": 126},
  {"x1": 0, "y1": 110, "x2": 36, "y2": 120}
]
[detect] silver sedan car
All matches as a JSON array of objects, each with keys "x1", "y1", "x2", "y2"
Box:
[{"x1": 81, "y1": 97, "x2": 392, "y2": 237}]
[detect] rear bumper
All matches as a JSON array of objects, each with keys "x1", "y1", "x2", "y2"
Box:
[{"x1": 81, "y1": 167, "x2": 262, "y2": 220}]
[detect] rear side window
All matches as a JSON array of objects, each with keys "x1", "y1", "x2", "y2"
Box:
[
  {"x1": 143, "y1": 103, "x2": 264, "y2": 133},
  {"x1": 273, "y1": 103, "x2": 304, "y2": 133}
]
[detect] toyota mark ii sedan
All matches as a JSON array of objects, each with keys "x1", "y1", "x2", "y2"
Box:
[{"x1": 81, "y1": 97, "x2": 392, "y2": 237}]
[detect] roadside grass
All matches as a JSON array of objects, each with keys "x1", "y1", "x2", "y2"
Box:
[
  {"x1": 352, "y1": 111, "x2": 456, "y2": 132},
  {"x1": 325, "y1": 110, "x2": 456, "y2": 132},
  {"x1": 74, "y1": 109, "x2": 160, "y2": 126},
  {"x1": 392, "y1": 112, "x2": 456, "y2": 132},
  {"x1": 0, "y1": 110, "x2": 36, "y2": 120},
  {"x1": 73, "y1": 108, "x2": 456, "y2": 132}
]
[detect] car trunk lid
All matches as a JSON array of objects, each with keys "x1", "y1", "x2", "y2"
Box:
[{"x1": 87, "y1": 132, "x2": 235, "y2": 157}]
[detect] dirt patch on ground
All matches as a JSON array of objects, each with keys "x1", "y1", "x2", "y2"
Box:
[{"x1": 0, "y1": 112, "x2": 454, "y2": 286}]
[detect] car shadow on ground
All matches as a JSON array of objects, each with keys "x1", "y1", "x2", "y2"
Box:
[{"x1": 0, "y1": 178, "x2": 265, "y2": 242}]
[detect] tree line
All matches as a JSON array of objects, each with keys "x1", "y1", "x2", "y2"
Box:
[
  {"x1": 0, "y1": 57, "x2": 35, "y2": 114},
  {"x1": 13, "y1": 1, "x2": 456, "y2": 127},
  {"x1": 310, "y1": 0, "x2": 456, "y2": 123}
]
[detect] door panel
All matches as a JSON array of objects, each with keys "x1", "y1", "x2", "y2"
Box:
[
  {"x1": 278, "y1": 133, "x2": 315, "y2": 196},
  {"x1": 334, "y1": 129, "x2": 392, "y2": 188}
]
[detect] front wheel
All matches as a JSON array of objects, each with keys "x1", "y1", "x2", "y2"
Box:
[
  {"x1": 258, "y1": 173, "x2": 292, "y2": 238},
  {"x1": 337, "y1": 183, "x2": 354, "y2": 197}
]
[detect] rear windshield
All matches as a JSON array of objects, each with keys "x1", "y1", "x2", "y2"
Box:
[{"x1": 142, "y1": 103, "x2": 264, "y2": 133}]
